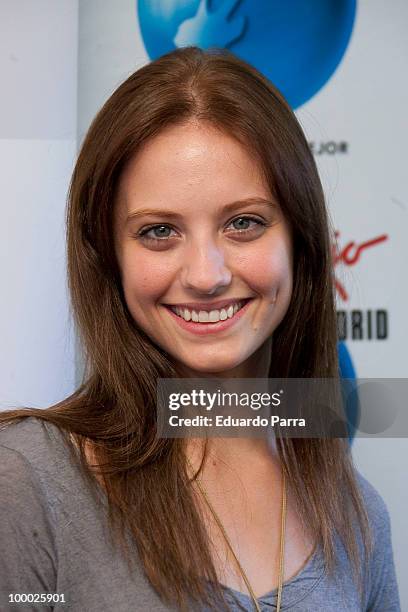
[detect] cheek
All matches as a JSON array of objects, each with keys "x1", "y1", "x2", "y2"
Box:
[
  {"x1": 120, "y1": 249, "x2": 174, "y2": 304},
  {"x1": 234, "y1": 238, "x2": 293, "y2": 296}
]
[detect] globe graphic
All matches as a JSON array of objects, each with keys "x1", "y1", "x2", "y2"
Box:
[{"x1": 137, "y1": 0, "x2": 357, "y2": 109}]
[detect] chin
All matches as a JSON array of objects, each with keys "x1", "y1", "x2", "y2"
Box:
[{"x1": 180, "y1": 355, "x2": 246, "y2": 377}]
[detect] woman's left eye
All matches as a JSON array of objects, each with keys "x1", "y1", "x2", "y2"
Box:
[{"x1": 225, "y1": 216, "x2": 266, "y2": 234}]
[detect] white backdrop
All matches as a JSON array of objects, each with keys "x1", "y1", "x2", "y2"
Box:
[
  {"x1": 1, "y1": 0, "x2": 407, "y2": 607},
  {"x1": 0, "y1": 0, "x2": 77, "y2": 409}
]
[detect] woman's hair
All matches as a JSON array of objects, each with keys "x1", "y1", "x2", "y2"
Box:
[{"x1": 1, "y1": 47, "x2": 372, "y2": 610}]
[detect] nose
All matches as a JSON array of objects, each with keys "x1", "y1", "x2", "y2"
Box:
[{"x1": 180, "y1": 239, "x2": 232, "y2": 295}]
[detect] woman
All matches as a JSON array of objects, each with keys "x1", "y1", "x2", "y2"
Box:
[{"x1": 0, "y1": 47, "x2": 400, "y2": 611}]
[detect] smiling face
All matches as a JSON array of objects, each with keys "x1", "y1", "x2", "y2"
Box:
[{"x1": 113, "y1": 121, "x2": 293, "y2": 377}]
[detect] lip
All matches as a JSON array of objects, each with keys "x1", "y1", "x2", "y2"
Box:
[{"x1": 163, "y1": 298, "x2": 254, "y2": 336}]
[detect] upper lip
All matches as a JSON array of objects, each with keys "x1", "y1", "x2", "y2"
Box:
[{"x1": 164, "y1": 298, "x2": 252, "y2": 311}]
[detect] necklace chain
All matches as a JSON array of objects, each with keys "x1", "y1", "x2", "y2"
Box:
[{"x1": 187, "y1": 459, "x2": 286, "y2": 612}]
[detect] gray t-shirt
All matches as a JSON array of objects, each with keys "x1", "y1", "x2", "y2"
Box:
[{"x1": 0, "y1": 417, "x2": 401, "y2": 611}]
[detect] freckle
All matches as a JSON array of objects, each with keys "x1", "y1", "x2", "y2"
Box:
[{"x1": 33, "y1": 530, "x2": 38, "y2": 538}]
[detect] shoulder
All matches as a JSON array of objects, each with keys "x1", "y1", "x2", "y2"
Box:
[
  {"x1": 0, "y1": 414, "x2": 105, "y2": 543},
  {"x1": 0, "y1": 415, "x2": 71, "y2": 479},
  {"x1": 0, "y1": 418, "x2": 54, "y2": 519},
  {"x1": 353, "y1": 469, "x2": 394, "y2": 564},
  {"x1": 0, "y1": 414, "x2": 48, "y2": 450},
  {"x1": 0, "y1": 415, "x2": 90, "y2": 508},
  {"x1": 353, "y1": 469, "x2": 401, "y2": 611},
  {"x1": 0, "y1": 413, "x2": 62, "y2": 449},
  {"x1": 353, "y1": 469, "x2": 400, "y2": 567},
  {"x1": 0, "y1": 417, "x2": 61, "y2": 596},
  {"x1": 354, "y1": 469, "x2": 391, "y2": 532}
]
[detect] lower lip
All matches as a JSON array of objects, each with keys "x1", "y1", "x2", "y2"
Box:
[{"x1": 164, "y1": 299, "x2": 254, "y2": 336}]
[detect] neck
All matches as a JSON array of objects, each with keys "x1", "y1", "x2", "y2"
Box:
[
  {"x1": 180, "y1": 336, "x2": 278, "y2": 473},
  {"x1": 186, "y1": 435, "x2": 277, "y2": 473}
]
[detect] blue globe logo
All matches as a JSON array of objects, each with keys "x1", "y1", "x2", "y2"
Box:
[{"x1": 137, "y1": 0, "x2": 357, "y2": 109}]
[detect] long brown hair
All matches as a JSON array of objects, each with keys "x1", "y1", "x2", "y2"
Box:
[{"x1": 0, "y1": 47, "x2": 372, "y2": 610}]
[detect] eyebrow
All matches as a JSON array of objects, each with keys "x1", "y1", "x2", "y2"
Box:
[{"x1": 126, "y1": 197, "x2": 278, "y2": 223}]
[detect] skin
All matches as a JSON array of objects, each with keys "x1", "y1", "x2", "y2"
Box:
[{"x1": 111, "y1": 121, "x2": 313, "y2": 596}]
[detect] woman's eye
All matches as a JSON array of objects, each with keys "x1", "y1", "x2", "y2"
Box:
[
  {"x1": 138, "y1": 224, "x2": 176, "y2": 242},
  {"x1": 226, "y1": 216, "x2": 267, "y2": 235}
]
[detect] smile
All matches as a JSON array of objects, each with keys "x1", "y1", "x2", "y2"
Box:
[
  {"x1": 163, "y1": 298, "x2": 254, "y2": 336},
  {"x1": 170, "y1": 300, "x2": 246, "y2": 323}
]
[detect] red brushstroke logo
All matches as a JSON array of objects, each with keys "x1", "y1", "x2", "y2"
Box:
[{"x1": 332, "y1": 232, "x2": 388, "y2": 301}]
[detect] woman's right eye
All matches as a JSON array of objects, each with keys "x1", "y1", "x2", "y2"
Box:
[{"x1": 137, "y1": 224, "x2": 177, "y2": 242}]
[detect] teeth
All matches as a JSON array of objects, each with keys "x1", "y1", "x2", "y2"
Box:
[
  {"x1": 171, "y1": 301, "x2": 245, "y2": 323},
  {"x1": 209, "y1": 310, "x2": 219, "y2": 322}
]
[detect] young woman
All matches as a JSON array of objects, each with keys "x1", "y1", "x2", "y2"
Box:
[{"x1": 0, "y1": 47, "x2": 400, "y2": 611}]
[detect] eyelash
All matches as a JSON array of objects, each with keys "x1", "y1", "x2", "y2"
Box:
[{"x1": 136, "y1": 216, "x2": 268, "y2": 245}]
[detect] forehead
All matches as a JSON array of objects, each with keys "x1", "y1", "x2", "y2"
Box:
[{"x1": 115, "y1": 121, "x2": 270, "y2": 218}]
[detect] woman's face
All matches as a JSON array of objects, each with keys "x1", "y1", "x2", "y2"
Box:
[{"x1": 114, "y1": 121, "x2": 293, "y2": 376}]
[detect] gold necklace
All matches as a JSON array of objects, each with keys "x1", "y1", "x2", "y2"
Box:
[{"x1": 188, "y1": 459, "x2": 286, "y2": 612}]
